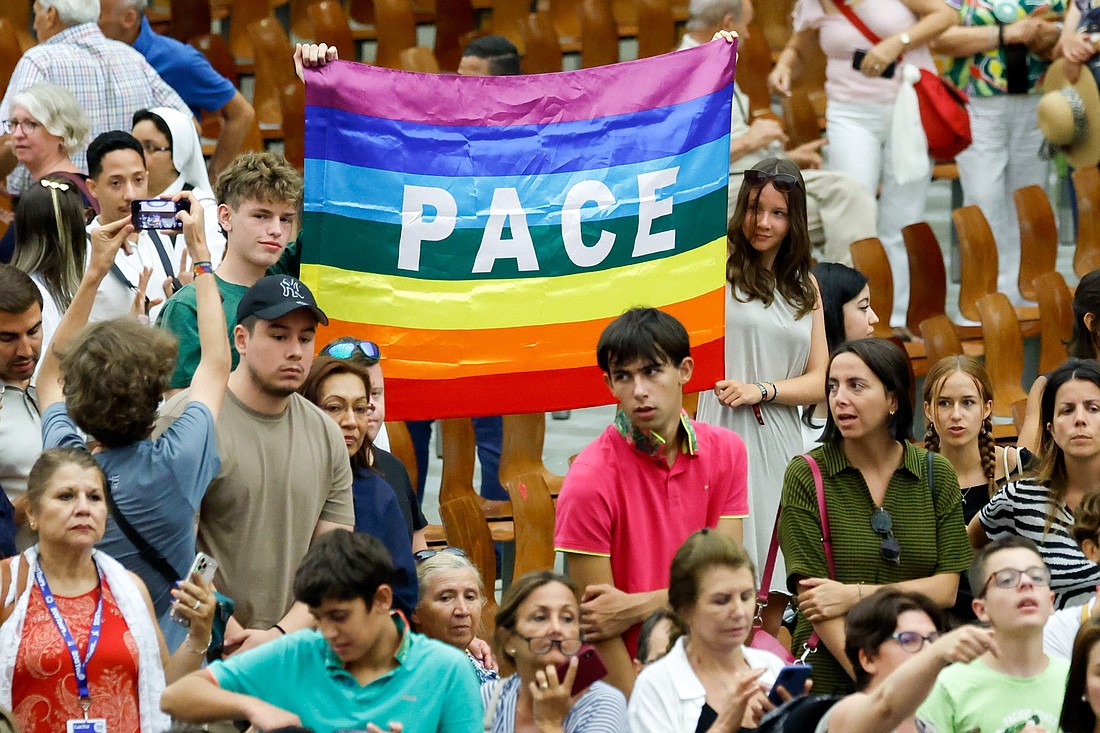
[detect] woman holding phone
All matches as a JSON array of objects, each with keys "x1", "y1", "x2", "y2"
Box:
[
  {"x1": 629, "y1": 529, "x2": 789, "y2": 733},
  {"x1": 768, "y1": 0, "x2": 955, "y2": 329},
  {"x1": 483, "y1": 571, "x2": 628, "y2": 733}
]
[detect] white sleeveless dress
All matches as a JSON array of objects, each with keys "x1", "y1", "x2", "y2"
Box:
[{"x1": 696, "y1": 284, "x2": 812, "y2": 595}]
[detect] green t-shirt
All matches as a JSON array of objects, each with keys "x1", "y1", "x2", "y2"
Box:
[
  {"x1": 156, "y1": 274, "x2": 249, "y2": 389},
  {"x1": 778, "y1": 441, "x2": 972, "y2": 695},
  {"x1": 916, "y1": 656, "x2": 1070, "y2": 733}
]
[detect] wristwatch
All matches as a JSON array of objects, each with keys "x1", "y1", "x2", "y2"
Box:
[{"x1": 899, "y1": 31, "x2": 911, "y2": 49}]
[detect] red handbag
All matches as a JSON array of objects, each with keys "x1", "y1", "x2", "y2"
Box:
[{"x1": 834, "y1": 2, "x2": 972, "y2": 161}]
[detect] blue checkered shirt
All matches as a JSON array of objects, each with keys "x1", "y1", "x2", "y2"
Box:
[{"x1": 0, "y1": 23, "x2": 190, "y2": 194}]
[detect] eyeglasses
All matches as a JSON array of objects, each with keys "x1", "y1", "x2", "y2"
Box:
[
  {"x1": 515, "y1": 635, "x2": 583, "y2": 655},
  {"x1": 870, "y1": 508, "x2": 901, "y2": 565},
  {"x1": 978, "y1": 566, "x2": 1051, "y2": 598},
  {"x1": 3, "y1": 119, "x2": 39, "y2": 135},
  {"x1": 139, "y1": 140, "x2": 172, "y2": 154},
  {"x1": 414, "y1": 547, "x2": 467, "y2": 564},
  {"x1": 890, "y1": 630, "x2": 941, "y2": 653},
  {"x1": 743, "y1": 169, "x2": 801, "y2": 193},
  {"x1": 322, "y1": 337, "x2": 381, "y2": 365}
]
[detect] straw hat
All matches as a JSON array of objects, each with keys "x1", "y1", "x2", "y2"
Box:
[{"x1": 1038, "y1": 58, "x2": 1100, "y2": 169}]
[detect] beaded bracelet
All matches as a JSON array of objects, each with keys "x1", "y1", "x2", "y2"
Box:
[
  {"x1": 193, "y1": 260, "x2": 214, "y2": 278},
  {"x1": 184, "y1": 636, "x2": 211, "y2": 655}
]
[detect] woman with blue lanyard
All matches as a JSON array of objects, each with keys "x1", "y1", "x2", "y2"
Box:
[{"x1": 0, "y1": 447, "x2": 216, "y2": 733}]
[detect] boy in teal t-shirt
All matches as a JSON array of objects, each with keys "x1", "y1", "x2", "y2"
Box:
[
  {"x1": 161, "y1": 531, "x2": 482, "y2": 733},
  {"x1": 917, "y1": 537, "x2": 1070, "y2": 733}
]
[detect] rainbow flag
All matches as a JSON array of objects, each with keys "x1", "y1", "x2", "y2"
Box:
[{"x1": 300, "y1": 42, "x2": 734, "y2": 420}]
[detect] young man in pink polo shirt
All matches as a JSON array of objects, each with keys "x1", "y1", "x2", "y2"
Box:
[{"x1": 555, "y1": 307, "x2": 749, "y2": 695}]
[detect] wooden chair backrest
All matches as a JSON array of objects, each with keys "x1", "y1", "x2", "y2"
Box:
[
  {"x1": 503, "y1": 472, "x2": 556, "y2": 579},
  {"x1": 384, "y1": 421, "x2": 419, "y2": 495},
  {"x1": 190, "y1": 31, "x2": 239, "y2": 83},
  {"x1": 348, "y1": 0, "x2": 375, "y2": 24},
  {"x1": 249, "y1": 17, "x2": 295, "y2": 130},
  {"x1": 522, "y1": 10, "x2": 563, "y2": 73},
  {"x1": 902, "y1": 222, "x2": 948, "y2": 332},
  {"x1": 952, "y1": 205, "x2": 998, "y2": 323},
  {"x1": 434, "y1": 0, "x2": 476, "y2": 71},
  {"x1": 1033, "y1": 270, "x2": 1073, "y2": 375},
  {"x1": 734, "y1": 23, "x2": 774, "y2": 117},
  {"x1": 491, "y1": 0, "x2": 530, "y2": 52},
  {"x1": 374, "y1": 0, "x2": 417, "y2": 68},
  {"x1": 307, "y1": 0, "x2": 355, "y2": 59},
  {"x1": 548, "y1": 0, "x2": 583, "y2": 41},
  {"x1": 1074, "y1": 166, "x2": 1100, "y2": 278},
  {"x1": 228, "y1": 0, "x2": 271, "y2": 60},
  {"x1": 579, "y1": 0, "x2": 618, "y2": 68},
  {"x1": 280, "y1": 80, "x2": 306, "y2": 170},
  {"x1": 636, "y1": 0, "x2": 675, "y2": 58},
  {"x1": 849, "y1": 237, "x2": 895, "y2": 339},
  {"x1": 755, "y1": 0, "x2": 792, "y2": 55},
  {"x1": 399, "y1": 46, "x2": 441, "y2": 72},
  {"x1": 499, "y1": 413, "x2": 564, "y2": 496},
  {"x1": 1013, "y1": 184, "x2": 1058, "y2": 302},
  {"x1": 167, "y1": 0, "x2": 213, "y2": 42},
  {"x1": 439, "y1": 495, "x2": 499, "y2": 639},
  {"x1": 781, "y1": 89, "x2": 820, "y2": 149},
  {"x1": 0, "y1": 20, "x2": 22, "y2": 93},
  {"x1": 976, "y1": 293, "x2": 1028, "y2": 416},
  {"x1": 919, "y1": 315, "x2": 964, "y2": 368},
  {"x1": 0, "y1": 0, "x2": 33, "y2": 51}
]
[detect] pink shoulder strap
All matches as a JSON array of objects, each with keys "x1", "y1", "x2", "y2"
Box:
[{"x1": 803, "y1": 454, "x2": 835, "y2": 577}]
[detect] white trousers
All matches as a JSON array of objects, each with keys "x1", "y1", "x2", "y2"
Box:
[
  {"x1": 954, "y1": 94, "x2": 1048, "y2": 303},
  {"x1": 826, "y1": 98, "x2": 931, "y2": 327}
]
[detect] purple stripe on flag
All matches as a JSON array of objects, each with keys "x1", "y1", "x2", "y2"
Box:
[{"x1": 304, "y1": 40, "x2": 737, "y2": 127}]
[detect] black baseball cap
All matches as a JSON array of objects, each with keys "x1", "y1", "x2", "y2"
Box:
[{"x1": 236, "y1": 275, "x2": 329, "y2": 325}]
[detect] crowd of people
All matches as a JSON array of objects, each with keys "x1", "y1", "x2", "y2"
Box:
[{"x1": 1, "y1": 0, "x2": 1100, "y2": 731}]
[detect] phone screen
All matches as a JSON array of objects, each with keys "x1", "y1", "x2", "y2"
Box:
[{"x1": 132, "y1": 199, "x2": 184, "y2": 231}]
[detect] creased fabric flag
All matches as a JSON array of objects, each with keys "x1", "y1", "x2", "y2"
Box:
[{"x1": 300, "y1": 41, "x2": 735, "y2": 420}]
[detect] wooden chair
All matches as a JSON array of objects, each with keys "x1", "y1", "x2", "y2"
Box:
[
  {"x1": 249, "y1": 17, "x2": 296, "y2": 137},
  {"x1": 167, "y1": 0, "x2": 212, "y2": 42},
  {"x1": 498, "y1": 413, "x2": 565, "y2": 497},
  {"x1": 490, "y1": 0, "x2": 529, "y2": 52},
  {"x1": 755, "y1": 0, "x2": 792, "y2": 55},
  {"x1": 976, "y1": 293, "x2": 1029, "y2": 418},
  {"x1": 902, "y1": 222, "x2": 947, "y2": 334},
  {"x1": 919, "y1": 315, "x2": 964, "y2": 368},
  {"x1": 503, "y1": 472, "x2": 556, "y2": 579},
  {"x1": 1074, "y1": 166, "x2": 1100, "y2": 278},
  {"x1": 953, "y1": 205, "x2": 1000, "y2": 324},
  {"x1": 280, "y1": 80, "x2": 306, "y2": 169},
  {"x1": 228, "y1": 0, "x2": 271, "y2": 62},
  {"x1": 953, "y1": 204, "x2": 1041, "y2": 335},
  {"x1": 190, "y1": 32, "x2": 239, "y2": 83},
  {"x1": 522, "y1": 10, "x2": 563, "y2": 73},
  {"x1": 385, "y1": 421, "x2": 420, "y2": 495},
  {"x1": 1033, "y1": 271, "x2": 1073, "y2": 375},
  {"x1": 548, "y1": 0, "x2": 583, "y2": 49},
  {"x1": 434, "y1": 0, "x2": 476, "y2": 71},
  {"x1": 439, "y1": 495, "x2": 499, "y2": 639},
  {"x1": 732, "y1": 23, "x2": 774, "y2": 118},
  {"x1": 1013, "y1": 185, "x2": 1058, "y2": 302},
  {"x1": 849, "y1": 238, "x2": 895, "y2": 339},
  {"x1": 0, "y1": 0, "x2": 33, "y2": 51},
  {"x1": 636, "y1": 0, "x2": 674, "y2": 58},
  {"x1": 440, "y1": 418, "x2": 513, "y2": 543},
  {"x1": 611, "y1": 0, "x2": 637, "y2": 36},
  {"x1": 579, "y1": 0, "x2": 618, "y2": 68},
  {"x1": 399, "y1": 46, "x2": 441, "y2": 72},
  {"x1": 374, "y1": 0, "x2": 417, "y2": 68},
  {"x1": 306, "y1": 0, "x2": 355, "y2": 60},
  {"x1": 348, "y1": 0, "x2": 375, "y2": 25},
  {"x1": 781, "y1": 89, "x2": 821, "y2": 149},
  {"x1": 0, "y1": 20, "x2": 22, "y2": 93}
]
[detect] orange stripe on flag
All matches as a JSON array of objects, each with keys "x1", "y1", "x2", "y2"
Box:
[
  {"x1": 316, "y1": 288, "x2": 726, "y2": 379},
  {"x1": 381, "y1": 337, "x2": 727, "y2": 420}
]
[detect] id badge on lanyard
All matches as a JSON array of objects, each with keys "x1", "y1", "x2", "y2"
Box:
[{"x1": 33, "y1": 563, "x2": 109, "y2": 733}]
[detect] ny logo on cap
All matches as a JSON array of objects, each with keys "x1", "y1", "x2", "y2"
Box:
[{"x1": 281, "y1": 278, "x2": 303, "y2": 299}]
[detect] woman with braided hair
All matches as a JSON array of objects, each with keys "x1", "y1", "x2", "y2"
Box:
[
  {"x1": 922, "y1": 355, "x2": 1025, "y2": 621},
  {"x1": 922, "y1": 356, "x2": 1026, "y2": 525}
]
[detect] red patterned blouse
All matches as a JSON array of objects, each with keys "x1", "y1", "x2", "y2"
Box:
[{"x1": 12, "y1": 576, "x2": 142, "y2": 733}]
